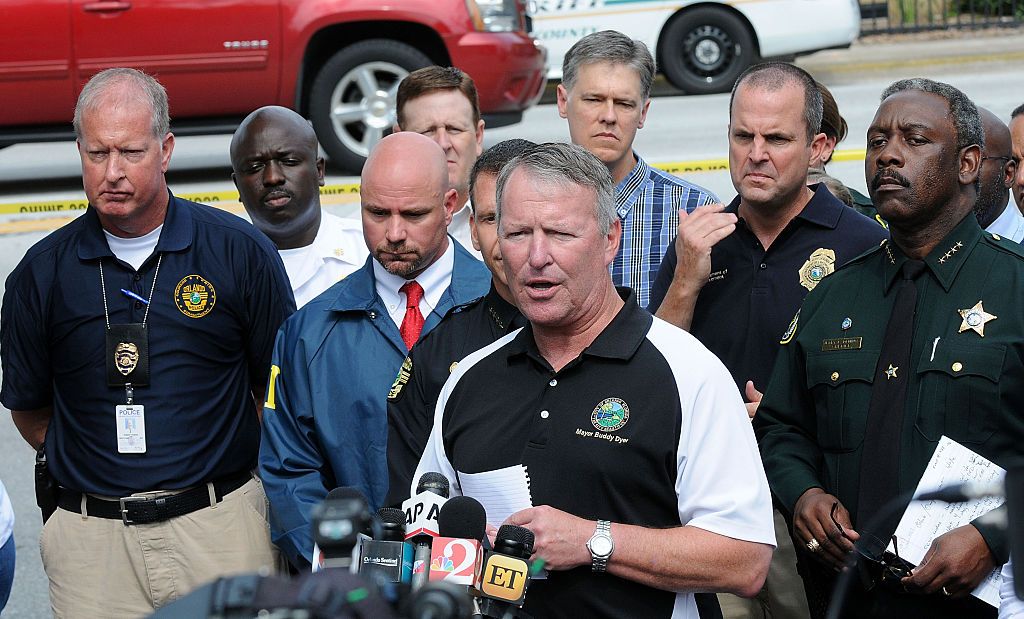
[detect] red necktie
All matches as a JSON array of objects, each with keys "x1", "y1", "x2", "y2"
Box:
[{"x1": 399, "y1": 281, "x2": 425, "y2": 350}]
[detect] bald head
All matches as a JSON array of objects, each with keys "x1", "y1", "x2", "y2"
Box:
[
  {"x1": 360, "y1": 132, "x2": 456, "y2": 278},
  {"x1": 975, "y1": 108, "x2": 1013, "y2": 228},
  {"x1": 230, "y1": 106, "x2": 325, "y2": 249}
]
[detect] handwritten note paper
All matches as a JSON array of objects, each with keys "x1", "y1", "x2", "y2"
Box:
[
  {"x1": 458, "y1": 464, "x2": 534, "y2": 527},
  {"x1": 890, "y1": 436, "x2": 1006, "y2": 606}
]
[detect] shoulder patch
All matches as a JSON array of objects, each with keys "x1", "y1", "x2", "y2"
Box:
[
  {"x1": 388, "y1": 356, "x2": 413, "y2": 401},
  {"x1": 780, "y1": 309, "x2": 800, "y2": 345}
]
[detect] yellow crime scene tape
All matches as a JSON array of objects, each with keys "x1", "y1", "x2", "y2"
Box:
[{"x1": 0, "y1": 149, "x2": 868, "y2": 234}]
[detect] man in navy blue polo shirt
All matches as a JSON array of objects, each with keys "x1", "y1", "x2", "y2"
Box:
[
  {"x1": 1, "y1": 68, "x2": 295, "y2": 618},
  {"x1": 649, "y1": 63, "x2": 887, "y2": 619}
]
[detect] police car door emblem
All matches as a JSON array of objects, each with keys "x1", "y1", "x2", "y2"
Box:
[
  {"x1": 958, "y1": 300, "x2": 996, "y2": 337},
  {"x1": 798, "y1": 248, "x2": 836, "y2": 291},
  {"x1": 174, "y1": 275, "x2": 217, "y2": 318},
  {"x1": 115, "y1": 342, "x2": 139, "y2": 376},
  {"x1": 591, "y1": 398, "x2": 629, "y2": 432}
]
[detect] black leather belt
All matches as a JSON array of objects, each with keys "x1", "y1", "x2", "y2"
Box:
[{"x1": 57, "y1": 472, "x2": 252, "y2": 525}]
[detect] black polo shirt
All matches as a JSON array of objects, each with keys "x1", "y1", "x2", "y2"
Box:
[
  {"x1": 649, "y1": 184, "x2": 888, "y2": 393},
  {"x1": 415, "y1": 289, "x2": 775, "y2": 619},
  {"x1": 385, "y1": 285, "x2": 524, "y2": 506},
  {"x1": 1, "y1": 194, "x2": 295, "y2": 496}
]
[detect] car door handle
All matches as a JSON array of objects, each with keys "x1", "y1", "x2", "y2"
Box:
[{"x1": 83, "y1": 1, "x2": 132, "y2": 12}]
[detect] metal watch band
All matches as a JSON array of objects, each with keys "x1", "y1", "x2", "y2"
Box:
[{"x1": 591, "y1": 519, "x2": 612, "y2": 572}]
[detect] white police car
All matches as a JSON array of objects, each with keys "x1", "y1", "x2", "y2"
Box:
[{"x1": 532, "y1": 0, "x2": 860, "y2": 94}]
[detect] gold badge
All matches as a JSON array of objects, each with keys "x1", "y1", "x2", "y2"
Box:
[
  {"x1": 780, "y1": 309, "x2": 800, "y2": 345},
  {"x1": 799, "y1": 248, "x2": 836, "y2": 291},
  {"x1": 388, "y1": 357, "x2": 412, "y2": 400},
  {"x1": 174, "y1": 275, "x2": 216, "y2": 318},
  {"x1": 958, "y1": 301, "x2": 996, "y2": 337},
  {"x1": 885, "y1": 364, "x2": 899, "y2": 380},
  {"x1": 115, "y1": 342, "x2": 139, "y2": 376}
]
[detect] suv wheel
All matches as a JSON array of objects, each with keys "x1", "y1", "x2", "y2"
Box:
[
  {"x1": 309, "y1": 39, "x2": 432, "y2": 172},
  {"x1": 660, "y1": 7, "x2": 757, "y2": 95}
]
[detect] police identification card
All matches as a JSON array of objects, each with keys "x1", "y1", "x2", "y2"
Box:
[{"x1": 116, "y1": 404, "x2": 147, "y2": 453}]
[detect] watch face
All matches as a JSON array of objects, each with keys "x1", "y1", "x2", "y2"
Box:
[{"x1": 590, "y1": 535, "x2": 613, "y2": 556}]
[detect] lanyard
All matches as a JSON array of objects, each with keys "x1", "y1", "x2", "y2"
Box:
[{"x1": 99, "y1": 254, "x2": 163, "y2": 329}]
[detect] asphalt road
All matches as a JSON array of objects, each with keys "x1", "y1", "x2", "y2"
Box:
[{"x1": 0, "y1": 38, "x2": 1022, "y2": 618}]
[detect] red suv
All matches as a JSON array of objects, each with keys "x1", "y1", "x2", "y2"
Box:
[{"x1": 0, "y1": 0, "x2": 546, "y2": 172}]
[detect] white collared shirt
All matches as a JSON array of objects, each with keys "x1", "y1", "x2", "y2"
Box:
[
  {"x1": 985, "y1": 197, "x2": 1024, "y2": 243},
  {"x1": 449, "y1": 202, "x2": 481, "y2": 260},
  {"x1": 373, "y1": 238, "x2": 455, "y2": 328},
  {"x1": 278, "y1": 212, "x2": 367, "y2": 308}
]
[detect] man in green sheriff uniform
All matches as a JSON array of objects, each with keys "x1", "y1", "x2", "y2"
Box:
[{"x1": 754, "y1": 78, "x2": 1024, "y2": 618}]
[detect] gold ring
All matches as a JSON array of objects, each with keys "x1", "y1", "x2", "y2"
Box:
[{"x1": 806, "y1": 538, "x2": 821, "y2": 553}]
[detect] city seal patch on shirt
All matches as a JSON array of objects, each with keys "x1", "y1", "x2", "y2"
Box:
[
  {"x1": 174, "y1": 274, "x2": 216, "y2": 318},
  {"x1": 388, "y1": 357, "x2": 413, "y2": 401},
  {"x1": 798, "y1": 248, "x2": 836, "y2": 291},
  {"x1": 591, "y1": 398, "x2": 629, "y2": 432},
  {"x1": 780, "y1": 309, "x2": 800, "y2": 345}
]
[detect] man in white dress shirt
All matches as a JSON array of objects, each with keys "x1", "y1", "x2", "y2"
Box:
[
  {"x1": 395, "y1": 66, "x2": 485, "y2": 259},
  {"x1": 976, "y1": 108, "x2": 1024, "y2": 242},
  {"x1": 232, "y1": 106, "x2": 368, "y2": 306}
]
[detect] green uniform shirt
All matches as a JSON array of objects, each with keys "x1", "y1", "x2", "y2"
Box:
[{"x1": 755, "y1": 213, "x2": 1024, "y2": 563}]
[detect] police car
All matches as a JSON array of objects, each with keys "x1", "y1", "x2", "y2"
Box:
[{"x1": 533, "y1": 0, "x2": 860, "y2": 94}]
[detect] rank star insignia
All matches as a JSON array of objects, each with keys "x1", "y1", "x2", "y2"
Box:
[
  {"x1": 958, "y1": 301, "x2": 997, "y2": 336},
  {"x1": 885, "y1": 364, "x2": 898, "y2": 380}
]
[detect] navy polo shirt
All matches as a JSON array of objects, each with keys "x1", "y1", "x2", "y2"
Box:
[
  {"x1": 1, "y1": 194, "x2": 295, "y2": 496},
  {"x1": 649, "y1": 184, "x2": 888, "y2": 393}
]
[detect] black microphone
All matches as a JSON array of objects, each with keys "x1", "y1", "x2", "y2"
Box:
[
  {"x1": 428, "y1": 496, "x2": 487, "y2": 586},
  {"x1": 405, "y1": 472, "x2": 451, "y2": 589},
  {"x1": 476, "y1": 524, "x2": 534, "y2": 617},
  {"x1": 312, "y1": 487, "x2": 372, "y2": 570},
  {"x1": 360, "y1": 507, "x2": 414, "y2": 583}
]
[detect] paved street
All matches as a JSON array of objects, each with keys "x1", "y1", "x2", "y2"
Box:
[{"x1": 1, "y1": 26, "x2": 1022, "y2": 618}]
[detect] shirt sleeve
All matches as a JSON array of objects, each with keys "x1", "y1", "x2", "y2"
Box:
[
  {"x1": 258, "y1": 324, "x2": 328, "y2": 570},
  {"x1": 244, "y1": 243, "x2": 296, "y2": 395},
  {"x1": 753, "y1": 306, "x2": 828, "y2": 515},
  {"x1": 649, "y1": 319, "x2": 776, "y2": 546},
  {"x1": 1, "y1": 260, "x2": 53, "y2": 411},
  {"x1": 647, "y1": 240, "x2": 678, "y2": 314}
]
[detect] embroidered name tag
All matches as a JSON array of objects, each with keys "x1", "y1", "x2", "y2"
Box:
[{"x1": 821, "y1": 337, "x2": 863, "y2": 352}]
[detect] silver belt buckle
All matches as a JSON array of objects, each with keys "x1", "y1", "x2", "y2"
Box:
[{"x1": 119, "y1": 496, "x2": 149, "y2": 525}]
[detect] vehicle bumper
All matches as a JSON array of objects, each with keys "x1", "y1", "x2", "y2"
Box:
[{"x1": 447, "y1": 31, "x2": 547, "y2": 114}]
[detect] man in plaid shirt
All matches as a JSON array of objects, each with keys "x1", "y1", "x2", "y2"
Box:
[{"x1": 556, "y1": 30, "x2": 719, "y2": 309}]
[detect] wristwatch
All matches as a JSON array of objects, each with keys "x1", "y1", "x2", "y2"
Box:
[{"x1": 586, "y1": 519, "x2": 614, "y2": 572}]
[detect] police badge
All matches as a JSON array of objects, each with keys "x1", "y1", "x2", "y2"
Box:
[
  {"x1": 798, "y1": 248, "x2": 836, "y2": 291},
  {"x1": 115, "y1": 342, "x2": 140, "y2": 376},
  {"x1": 106, "y1": 323, "x2": 150, "y2": 386}
]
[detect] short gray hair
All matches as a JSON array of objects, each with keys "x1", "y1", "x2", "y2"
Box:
[
  {"x1": 880, "y1": 78, "x2": 983, "y2": 152},
  {"x1": 562, "y1": 30, "x2": 656, "y2": 100},
  {"x1": 74, "y1": 68, "x2": 170, "y2": 140},
  {"x1": 730, "y1": 62, "x2": 823, "y2": 143},
  {"x1": 495, "y1": 142, "x2": 615, "y2": 235}
]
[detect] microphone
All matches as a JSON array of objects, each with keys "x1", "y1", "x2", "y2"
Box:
[
  {"x1": 360, "y1": 507, "x2": 414, "y2": 583},
  {"x1": 429, "y1": 496, "x2": 487, "y2": 586},
  {"x1": 404, "y1": 472, "x2": 451, "y2": 589},
  {"x1": 477, "y1": 524, "x2": 534, "y2": 616},
  {"x1": 916, "y1": 479, "x2": 1005, "y2": 502},
  {"x1": 311, "y1": 487, "x2": 373, "y2": 571}
]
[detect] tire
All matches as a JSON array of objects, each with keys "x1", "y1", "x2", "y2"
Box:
[
  {"x1": 309, "y1": 39, "x2": 433, "y2": 173},
  {"x1": 659, "y1": 7, "x2": 758, "y2": 95}
]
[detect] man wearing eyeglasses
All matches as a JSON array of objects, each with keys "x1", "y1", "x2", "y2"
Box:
[
  {"x1": 755, "y1": 79, "x2": 1024, "y2": 618},
  {"x1": 975, "y1": 108, "x2": 1023, "y2": 242}
]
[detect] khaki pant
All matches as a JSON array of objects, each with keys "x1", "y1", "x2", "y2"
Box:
[
  {"x1": 41, "y1": 476, "x2": 276, "y2": 619},
  {"x1": 719, "y1": 509, "x2": 811, "y2": 619}
]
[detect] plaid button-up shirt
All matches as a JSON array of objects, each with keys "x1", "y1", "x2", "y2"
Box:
[{"x1": 612, "y1": 155, "x2": 719, "y2": 308}]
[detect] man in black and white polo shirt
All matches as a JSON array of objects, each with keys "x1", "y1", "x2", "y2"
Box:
[{"x1": 413, "y1": 143, "x2": 775, "y2": 618}]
